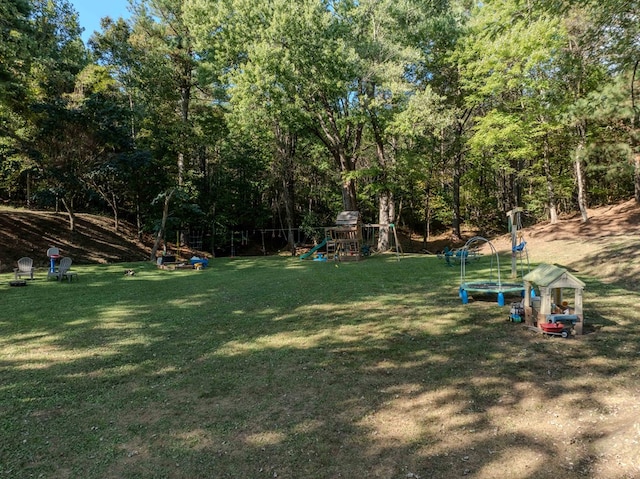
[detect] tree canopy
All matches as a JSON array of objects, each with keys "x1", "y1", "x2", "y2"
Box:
[{"x1": 1, "y1": 0, "x2": 638, "y2": 253}]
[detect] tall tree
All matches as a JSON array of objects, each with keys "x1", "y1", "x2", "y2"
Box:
[
  {"x1": 90, "y1": 17, "x2": 170, "y2": 238},
  {"x1": 580, "y1": 0, "x2": 640, "y2": 203},
  {"x1": 412, "y1": 0, "x2": 470, "y2": 240},
  {"x1": 350, "y1": 0, "x2": 418, "y2": 249},
  {"x1": 130, "y1": 0, "x2": 199, "y2": 186},
  {"x1": 118, "y1": 0, "x2": 214, "y2": 253},
  {"x1": 27, "y1": 0, "x2": 88, "y2": 228},
  {"x1": 0, "y1": 0, "x2": 33, "y2": 203},
  {"x1": 187, "y1": 0, "x2": 366, "y2": 212},
  {"x1": 0, "y1": 0, "x2": 32, "y2": 115},
  {"x1": 455, "y1": 0, "x2": 590, "y2": 225},
  {"x1": 72, "y1": 64, "x2": 137, "y2": 231}
]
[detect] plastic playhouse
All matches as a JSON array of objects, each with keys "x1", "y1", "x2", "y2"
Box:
[{"x1": 521, "y1": 263, "x2": 586, "y2": 336}]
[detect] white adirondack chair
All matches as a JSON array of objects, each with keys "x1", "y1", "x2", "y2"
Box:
[
  {"x1": 50, "y1": 257, "x2": 78, "y2": 282},
  {"x1": 14, "y1": 257, "x2": 34, "y2": 280}
]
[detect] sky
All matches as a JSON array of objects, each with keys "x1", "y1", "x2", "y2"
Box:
[{"x1": 69, "y1": 0, "x2": 132, "y2": 43}]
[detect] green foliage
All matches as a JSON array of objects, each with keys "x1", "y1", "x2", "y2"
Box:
[
  {"x1": 0, "y1": 0, "x2": 32, "y2": 111},
  {"x1": 2, "y1": 0, "x2": 640, "y2": 247},
  {"x1": 468, "y1": 110, "x2": 536, "y2": 172},
  {"x1": 29, "y1": 0, "x2": 87, "y2": 97},
  {"x1": 299, "y1": 210, "x2": 325, "y2": 243}
]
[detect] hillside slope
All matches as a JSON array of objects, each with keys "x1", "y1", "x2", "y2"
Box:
[
  {"x1": 0, "y1": 209, "x2": 152, "y2": 272},
  {"x1": 483, "y1": 199, "x2": 640, "y2": 287}
]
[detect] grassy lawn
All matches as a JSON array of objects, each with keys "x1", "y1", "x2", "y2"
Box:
[{"x1": 1, "y1": 253, "x2": 638, "y2": 478}]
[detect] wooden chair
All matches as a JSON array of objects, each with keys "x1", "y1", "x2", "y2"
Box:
[
  {"x1": 49, "y1": 257, "x2": 78, "y2": 282},
  {"x1": 14, "y1": 257, "x2": 35, "y2": 280}
]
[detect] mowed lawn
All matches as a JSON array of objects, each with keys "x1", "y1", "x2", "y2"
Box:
[{"x1": 1, "y1": 253, "x2": 638, "y2": 479}]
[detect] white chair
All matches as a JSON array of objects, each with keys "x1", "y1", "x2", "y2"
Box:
[
  {"x1": 50, "y1": 257, "x2": 78, "y2": 282},
  {"x1": 14, "y1": 257, "x2": 34, "y2": 280}
]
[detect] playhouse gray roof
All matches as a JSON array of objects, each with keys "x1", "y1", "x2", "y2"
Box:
[{"x1": 523, "y1": 263, "x2": 585, "y2": 289}]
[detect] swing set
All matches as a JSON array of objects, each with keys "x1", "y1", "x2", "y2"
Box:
[{"x1": 361, "y1": 223, "x2": 402, "y2": 260}]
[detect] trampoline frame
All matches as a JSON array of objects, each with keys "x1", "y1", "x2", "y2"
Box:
[
  {"x1": 460, "y1": 281, "x2": 526, "y2": 294},
  {"x1": 458, "y1": 236, "x2": 526, "y2": 305}
]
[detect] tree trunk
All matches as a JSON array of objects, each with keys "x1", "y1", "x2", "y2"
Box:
[
  {"x1": 26, "y1": 170, "x2": 31, "y2": 208},
  {"x1": 282, "y1": 176, "x2": 296, "y2": 255},
  {"x1": 313, "y1": 100, "x2": 363, "y2": 213},
  {"x1": 150, "y1": 189, "x2": 175, "y2": 261},
  {"x1": 575, "y1": 153, "x2": 588, "y2": 222},
  {"x1": 366, "y1": 95, "x2": 394, "y2": 251},
  {"x1": 60, "y1": 197, "x2": 75, "y2": 232},
  {"x1": 340, "y1": 162, "x2": 358, "y2": 211},
  {"x1": 575, "y1": 123, "x2": 589, "y2": 222},
  {"x1": 136, "y1": 193, "x2": 143, "y2": 242},
  {"x1": 450, "y1": 109, "x2": 472, "y2": 241},
  {"x1": 543, "y1": 137, "x2": 558, "y2": 224},
  {"x1": 423, "y1": 183, "x2": 431, "y2": 249},
  {"x1": 178, "y1": 60, "x2": 192, "y2": 187},
  {"x1": 178, "y1": 152, "x2": 185, "y2": 187},
  {"x1": 548, "y1": 194, "x2": 558, "y2": 224},
  {"x1": 112, "y1": 191, "x2": 119, "y2": 232},
  {"x1": 378, "y1": 191, "x2": 391, "y2": 251},
  {"x1": 634, "y1": 152, "x2": 640, "y2": 204},
  {"x1": 631, "y1": 61, "x2": 640, "y2": 204},
  {"x1": 451, "y1": 152, "x2": 462, "y2": 240},
  {"x1": 274, "y1": 125, "x2": 297, "y2": 255}
]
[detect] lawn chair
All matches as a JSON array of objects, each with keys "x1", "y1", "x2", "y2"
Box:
[
  {"x1": 14, "y1": 257, "x2": 35, "y2": 280},
  {"x1": 49, "y1": 257, "x2": 78, "y2": 282}
]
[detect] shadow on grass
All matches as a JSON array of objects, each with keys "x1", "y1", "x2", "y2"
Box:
[{"x1": 1, "y1": 254, "x2": 639, "y2": 478}]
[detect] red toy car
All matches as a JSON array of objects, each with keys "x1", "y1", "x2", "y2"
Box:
[{"x1": 540, "y1": 322, "x2": 569, "y2": 338}]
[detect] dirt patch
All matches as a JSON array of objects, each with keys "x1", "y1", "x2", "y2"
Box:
[
  {"x1": 416, "y1": 199, "x2": 640, "y2": 285},
  {"x1": 484, "y1": 200, "x2": 640, "y2": 284}
]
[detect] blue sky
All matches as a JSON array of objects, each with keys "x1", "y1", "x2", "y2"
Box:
[{"x1": 70, "y1": 0, "x2": 131, "y2": 43}]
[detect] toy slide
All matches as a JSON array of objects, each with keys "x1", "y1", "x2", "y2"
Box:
[{"x1": 300, "y1": 237, "x2": 328, "y2": 260}]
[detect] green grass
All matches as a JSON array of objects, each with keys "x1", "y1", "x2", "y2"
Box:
[{"x1": 1, "y1": 254, "x2": 638, "y2": 479}]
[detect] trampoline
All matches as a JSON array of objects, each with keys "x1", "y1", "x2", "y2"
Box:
[{"x1": 458, "y1": 236, "x2": 527, "y2": 306}]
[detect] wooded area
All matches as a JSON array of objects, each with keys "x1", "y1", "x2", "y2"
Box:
[{"x1": 1, "y1": 0, "x2": 639, "y2": 255}]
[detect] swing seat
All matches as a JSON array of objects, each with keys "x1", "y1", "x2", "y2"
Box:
[{"x1": 513, "y1": 241, "x2": 527, "y2": 252}]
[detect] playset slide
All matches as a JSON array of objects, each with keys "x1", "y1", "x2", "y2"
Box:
[{"x1": 300, "y1": 237, "x2": 328, "y2": 260}]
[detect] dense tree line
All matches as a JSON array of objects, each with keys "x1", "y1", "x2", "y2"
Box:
[{"x1": 1, "y1": 0, "x2": 638, "y2": 255}]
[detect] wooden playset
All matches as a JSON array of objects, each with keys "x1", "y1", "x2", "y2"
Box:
[{"x1": 325, "y1": 211, "x2": 362, "y2": 261}]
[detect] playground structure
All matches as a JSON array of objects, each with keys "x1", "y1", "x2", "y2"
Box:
[
  {"x1": 522, "y1": 263, "x2": 585, "y2": 335},
  {"x1": 458, "y1": 236, "x2": 528, "y2": 306},
  {"x1": 299, "y1": 211, "x2": 403, "y2": 261},
  {"x1": 296, "y1": 211, "x2": 361, "y2": 261},
  {"x1": 360, "y1": 223, "x2": 402, "y2": 259},
  {"x1": 176, "y1": 213, "x2": 403, "y2": 259},
  {"x1": 457, "y1": 208, "x2": 530, "y2": 305},
  {"x1": 325, "y1": 211, "x2": 363, "y2": 261}
]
